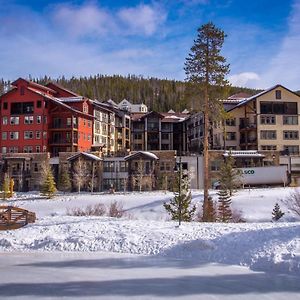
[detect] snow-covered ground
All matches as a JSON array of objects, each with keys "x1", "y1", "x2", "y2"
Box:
[{"x1": 0, "y1": 187, "x2": 300, "y2": 299}]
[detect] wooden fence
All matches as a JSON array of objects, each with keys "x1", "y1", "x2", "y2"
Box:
[{"x1": 0, "y1": 206, "x2": 36, "y2": 230}]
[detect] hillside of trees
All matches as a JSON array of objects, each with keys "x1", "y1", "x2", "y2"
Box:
[{"x1": 0, "y1": 75, "x2": 265, "y2": 112}]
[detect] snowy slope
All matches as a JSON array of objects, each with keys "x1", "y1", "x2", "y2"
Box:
[{"x1": 1, "y1": 187, "x2": 300, "y2": 276}]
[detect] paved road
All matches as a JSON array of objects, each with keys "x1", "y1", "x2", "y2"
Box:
[{"x1": 0, "y1": 252, "x2": 299, "y2": 300}]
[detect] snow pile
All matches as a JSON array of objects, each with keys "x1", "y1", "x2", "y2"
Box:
[{"x1": 0, "y1": 216, "x2": 299, "y2": 275}]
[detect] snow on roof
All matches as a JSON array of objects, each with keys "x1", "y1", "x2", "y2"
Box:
[
  {"x1": 59, "y1": 97, "x2": 85, "y2": 103},
  {"x1": 168, "y1": 109, "x2": 175, "y2": 113},
  {"x1": 67, "y1": 152, "x2": 102, "y2": 161},
  {"x1": 124, "y1": 151, "x2": 159, "y2": 161},
  {"x1": 223, "y1": 150, "x2": 265, "y2": 158}
]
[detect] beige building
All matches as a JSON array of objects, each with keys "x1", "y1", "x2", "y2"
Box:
[{"x1": 213, "y1": 85, "x2": 300, "y2": 154}]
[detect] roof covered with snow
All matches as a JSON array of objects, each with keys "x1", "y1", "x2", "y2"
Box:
[
  {"x1": 124, "y1": 151, "x2": 159, "y2": 161},
  {"x1": 67, "y1": 152, "x2": 102, "y2": 161}
]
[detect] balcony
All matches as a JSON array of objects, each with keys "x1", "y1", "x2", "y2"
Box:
[
  {"x1": 49, "y1": 123, "x2": 78, "y2": 130},
  {"x1": 49, "y1": 139, "x2": 78, "y2": 145},
  {"x1": 240, "y1": 138, "x2": 257, "y2": 144},
  {"x1": 239, "y1": 120, "x2": 256, "y2": 130}
]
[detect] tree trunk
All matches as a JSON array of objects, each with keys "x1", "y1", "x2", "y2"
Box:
[{"x1": 203, "y1": 85, "x2": 210, "y2": 221}]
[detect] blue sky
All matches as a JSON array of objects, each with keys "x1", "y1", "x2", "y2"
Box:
[{"x1": 0, "y1": 0, "x2": 299, "y2": 89}]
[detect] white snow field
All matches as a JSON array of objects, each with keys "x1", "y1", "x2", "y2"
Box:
[{"x1": 0, "y1": 187, "x2": 300, "y2": 299}]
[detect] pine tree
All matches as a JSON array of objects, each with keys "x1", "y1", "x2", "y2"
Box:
[
  {"x1": 218, "y1": 152, "x2": 241, "y2": 196},
  {"x1": 57, "y1": 167, "x2": 71, "y2": 193},
  {"x1": 184, "y1": 22, "x2": 230, "y2": 221},
  {"x1": 272, "y1": 203, "x2": 285, "y2": 221},
  {"x1": 164, "y1": 167, "x2": 196, "y2": 225},
  {"x1": 40, "y1": 167, "x2": 57, "y2": 199},
  {"x1": 217, "y1": 189, "x2": 232, "y2": 222}
]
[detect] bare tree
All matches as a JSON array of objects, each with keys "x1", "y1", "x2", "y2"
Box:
[
  {"x1": 132, "y1": 158, "x2": 145, "y2": 192},
  {"x1": 283, "y1": 189, "x2": 300, "y2": 217},
  {"x1": 73, "y1": 158, "x2": 89, "y2": 193}
]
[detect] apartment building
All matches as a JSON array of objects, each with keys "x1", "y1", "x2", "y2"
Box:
[
  {"x1": 118, "y1": 99, "x2": 148, "y2": 113},
  {"x1": 131, "y1": 111, "x2": 189, "y2": 153},
  {"x1": 212, "y1": 85, "x2": 300, "y2": 154}
]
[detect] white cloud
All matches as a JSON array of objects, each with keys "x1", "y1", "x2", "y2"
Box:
[
  {"x1": 52, "y1": 3, "x2": 114, "y2": 37},
  {"x1": 52, "y1": 3, "x2": 166, "y2": 38},
  {"x1": 228, "y1": 72, "x2": 261, "y2": 88},
  {"x1": 118, "y1": 4, "x2": 167, "y2": 36}
]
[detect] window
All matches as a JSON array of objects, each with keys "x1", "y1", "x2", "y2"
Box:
[
  {"x1": 2, "y1": 147, "x2": 7, "y2": 154},
  {"x1": 10, "y1": 132, "x2": 19, "y2": 140},
  {"x1": 161, "y1": 133, "x2": 169, "y2": 140},
  {"x1": 34, "y1": 163, "x2": 39, "y2": 171},
  {"x1": 283, "y1": 131, "x2": 299, "y2": 140},
  {"x1": 134, "y1": 133, "x2": 143, "y2": 140},
  {"x1": 24, "y1": 131, "x2": 34, "y2": 139},
  {"x1": 44, "y1": 116, "x2": 47, "y2": 124},
  {"x1": 103, "y1": 161, "x2": 115, "y2": 172},
  {"x1": 211, "y1": 160, "x2": 222, "y2": 171},
  {"x1": 2, "y1": 132, "x2": 7, "y2": 140},
  {"x1": 83, "y1": 104, "x2": 88, "y2": 113},
  {"x1": 161, "y1": 144, "x2": 170, "y2": 150},
  {"x1": 9, "y1": 147, "x2": 18, "y2": 153},
  {"x1": 24, "y1": 146, "x2": 33, "y2": 153},
  {"x1": 24, "y1": 116, "x2": 34, "y2": 124},
  {"x1": 119, "y1": 161, "x2": 127, "y2": 172},
  {"x1": 261, "y1": 145, "x2": 277, "y2": 150},
  {"x1": 88, "y1": 134, "x2": 91, "y2": 141},
  {"x1": 11, "y1": 102, "x2": 34, "y2": 114},
  {"x1": 260, "y1": 130, "x2": 276, "y2": 139},
  {"x1": 275, "y1": 90, "x2": 281, "y2": 99},
  {"x1": 225, "y1": 118, "x2": 236, "y2": 126},
  {"x1": 260, "y1": 102, "x2": 297, "y2": 115},
  {"x1": 284, "y1": 145, "x2": 299, "y2": 155},
  {"x1": 36, "y1": 131, "x2": 41, "y2": 139},
  {"x1": 43, "y1": 146, "x2": 47, "y2": 152},
  {"x1": 10, "y1": 116, "x2": 20, "y2": 125},
  {"x1": 36, "y1": 146, "x2": 41, "y2": 153},
  {"x1": 2, "y1": 117, "x2": 8, "y2": 125},
  {"x1": 36, "y1": 116, "x2": 42, "y2": 124},
  {"x1": 3, "y1": 102, "x2": 8, "y2": 110},
  {"x1": 260, "y1": 115, "x2": 276, "y2": 125},
  {"x1": 283, "y1": 116, "x2": 298, "y2": 125},
  {"x1": 226, "y1": 132, "x2": 236, "y2": 141},
  {"x1": 37, "y1": 101, "x2": 42, "y2": 108},
  {"x1": 67, "y1": 118, "x2": 72, "y2": 127},
  {"x1": 88, "y1": 120, "x2": 91, "y2": 128},
  {"x1": 43, "y1": 131, "x2": 47, "y2": 139}
]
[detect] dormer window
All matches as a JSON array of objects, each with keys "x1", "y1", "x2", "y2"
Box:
[{"x1": 275, "y1": 90, "x2": 281, "y2": 99}]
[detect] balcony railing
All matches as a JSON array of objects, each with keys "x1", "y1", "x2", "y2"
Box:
[
  {"x1": 239, "y1": 121, "x2": 256, "y2": 130},
  {"x1": 49, "y1": 123, "x2": 78, "y2": 129},
  {"x1": 240, "y1": 138, "x2": 257, "y2": 144},
  {"x1": 49, "y1": 139, "x2": 78, "y2": 145}
]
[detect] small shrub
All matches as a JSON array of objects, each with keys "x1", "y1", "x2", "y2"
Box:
[
  {"x1": 67, "y1": 203, "x2": 106, "y2": 216},
  {"x1": 108, "y1": 201, "x2": 124, "y2": 218},
  {"x1": 231, "y1": 209, "x2": 246, "y2": 223},
  {"x1": 272, "y1": 203, "x2": 285, "y2": 221}
]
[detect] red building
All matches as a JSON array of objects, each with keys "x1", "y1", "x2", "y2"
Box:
[{"x1": 0, "y1": 78, "x2": 94, "y2": 156}]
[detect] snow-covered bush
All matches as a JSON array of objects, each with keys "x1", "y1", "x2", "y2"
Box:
[{"x1": 67, "y1": 203, "x2": 106, "y2": 216}]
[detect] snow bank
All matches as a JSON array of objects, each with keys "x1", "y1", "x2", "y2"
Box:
[{"x1": 0, "y1": 216, "x2": 299, "y2": 275}]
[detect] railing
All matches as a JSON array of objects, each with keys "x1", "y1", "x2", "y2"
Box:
[
  {"x1": 0, "y1": 206, "x2": 36, "y2": 230},
  {"x1": 239, "y1": 122, "x2": 256, "y2": 130},
  {"x1": 50, "y1": 123, "x2": 78, "y2": 129},
  {"x1": 240, "y1": 138, "x2": 257, "y2": 144},
  {"x1": 49, "y1": 139, "x2": 78, "y2": 144}
]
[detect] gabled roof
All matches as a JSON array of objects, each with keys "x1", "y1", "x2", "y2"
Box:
[
  {"x1": 124, "y1": 151, "x2": 159, "y2": 161},
  {"x1": 227, "y1": 84, "x2": 300, "y2": 112},
  {"x1": 46, "y1": 82, "x2": 79, "y2": 97},
  {"x1": 27, "y1": 87, "x2": 94, "y2": 119},
  {"x1": 12, "y1": 78, "x2": 56, "y2": 94},
  {"x1": 67, "y1": 152, "x2": 102, "y2": 162}
]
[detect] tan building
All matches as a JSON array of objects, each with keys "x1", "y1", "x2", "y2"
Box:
[{"x1": 213, "y1": 85, "x2": 300, "y2": 154}]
